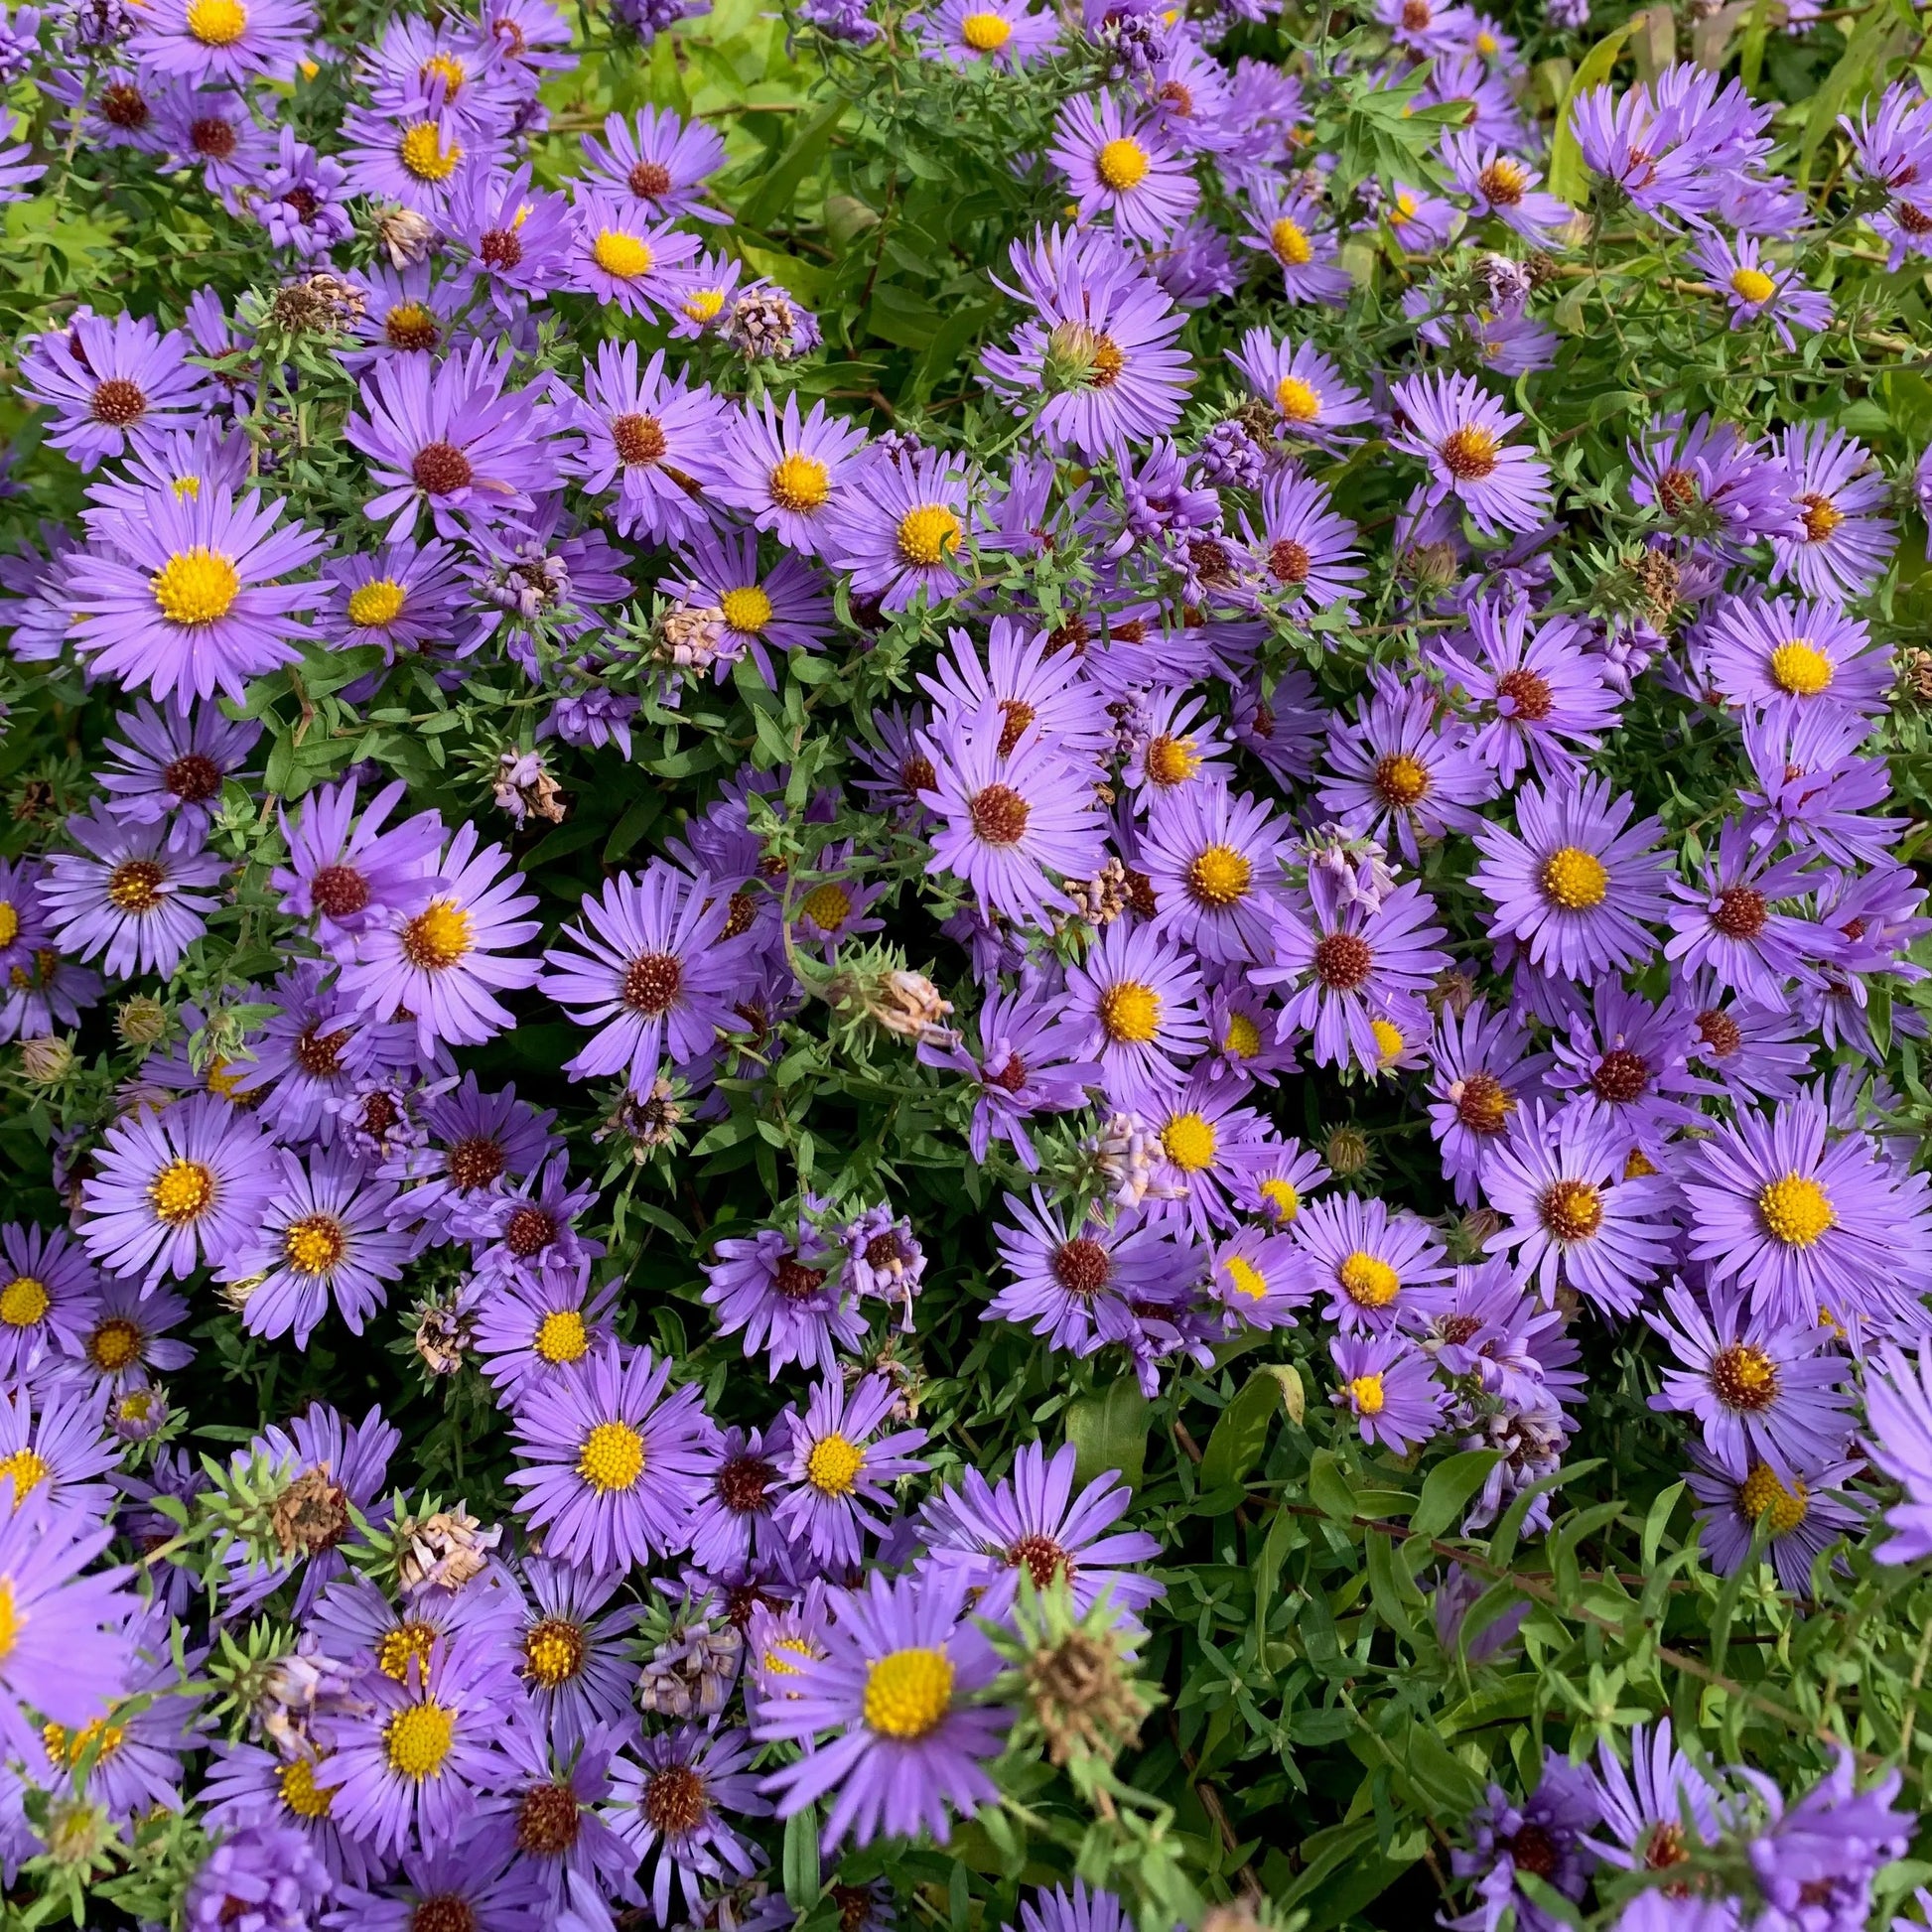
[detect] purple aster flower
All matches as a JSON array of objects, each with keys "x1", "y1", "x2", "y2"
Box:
[
  {"x1": 317, "y1": 1633, "x2": 515, "y2": 1862},
  {"x1": 988, "y1": 1188, "x2": 1183, "y2": 1358},
  {"x1": 339, "y1": 823, "x2": 541, "y2": 1053},
  {"x1": 1740, "y1": 1749, "x2": 1912, "y2": 1932},
  {"x1": 507, "y1": 1341, "x2": 715, "y2": 1571},
  {"x1": 842, "y1": 1204, "x2": 926, "y2": 1328},
  {"x1": 73, "y1": 1277, "x2": 195, "y2": 1391},
  {"x1": 1479, "y1": 1101, "x2": 1676, "y2": 1314},
  {"x1": 1447, "y1": 1751, "x2": 1599, "y2": 1932},
  {"x1": 541, "y1": 863, "x2": 747, "y2": 1091},
  {"x1": 1120, "y1": 686, "x2": 1233, "y2": 804},
  {"x1": 1293, "y1": 1192, "x2": 1452, "y2": 1334},
  {"x1": 454, "y1": 1157, "x2": 607, "y2": 1294},
  {"x1": 664, "y1": 530, "x2": 835, "y2": 689},
  {"x1": 97, "y1": 699, "x2": 258, "y2": 850},
  {"x1": 472, "y1": 1272, "x2": 618, "y2": 1405},
  {"x1": 200, "y1": 1737, "x2": 378, "y2": 1891},
  {"x1": 184, "y1": 1820, "x2": 332, "y2": 1932},
  {"x1": 828, "y1": 446, "x2": 973, "y2": 613},
  {"x1": 1689, "y1": 230, "x2": 1832, "y2": 347},
  {"x1": 323, "y1": 1844, "x2": 544, "y2": 1932},
  {"x1": 563, "y1": 341, "x2": 725, "y2": 545},
  {"x1": 1647, "y1": 1276, "x2": 1851, "y2": 1478},
  {"x1": 755, "y1": 1569, "x2": 1008, "y2": 1850},
  {"x1": 0, "y1": 1221, "x2": 100, "y2": 1380},
  {"x1": 1137, "y1": 780, "x2": 1287, "y2": 966},
  {"x1": 1143, "y1": 1075, "x2": 1274, "y2": 1240},
  {"x1": 1390, "y1": 370, "x2": 1554, "y2": 538},
  {"x1": 1864, "y1": 1340, "x2": 1932, "y2": 1564},
  {"x1": 910, "y1": 0, "x2": 1059, "y2": 64},
  {"x1": 345, "y1": 343, "x2": 567, "y2": 544},
  {"x1": 1544, "y1": 983, "x2": 1705, "y2": 1159},
  {"x1": 710, "y1": 393, "x2": 868, "y2": 557},
  {"x1": 1708, "y1": 591, "x2": 1885, "y2": 722},
  {"x1": 687, "y1": 1422, "x2": 792, "y2": 1576},
  {"x1": 607, "y1": 1724, "x2": 769, "y2": 1923},
  {"x1": 581, "y1": 106, "x2": 728, "y2": 220},
  {"x1": 77, "y1": 1094, "x2": 274, "y2": 1288},
  {"x1": 1470, "y1": 773, "x2": 1672, "y2": 981},
  {"x1": 1665, "y1": 818, "x2": 1835, "y2": 1011},
  {"x1": 702, "y1": 1208, "x2": 865, "y2": 1379},
  {"x1": 1329, "y1": 1332, "x2": 1448, "y2": 1452},
  {"x1": 221, "y1": 1149, "x2": 408, "y2": 1348},
  {"x1": 69, "y1": 483, "x2": 324, "y2": 702},
  {"x1": 256, "y1": 128, "x2": 354, "y2": 257},
  {"x1": 1255, "y1": 871, "x2": 1452, "y2": 1074},
  {"x1": 1427, "y1": 1001, "x2": 1553, "y2": 1208},
  {"x1": 387, "y1": 1073, "x2": 558, "y2": 1247},
  {"x1": 40, "y1": 807, "x2": 225, "y2": 978},
  {"x1": 339, "y1": 262, "x2": 459, "y2": 374},
  {"x1": 1242, "y1": 469, "x2": 1366, "y2": 610},
  {"x1": 1049, "y1": 90, "x2": 1197, "y2": 241},
  {"x1": 17, "y1": 310, "x2": 211, "y2": 472},
  {"x1": 774, "y1": 1375, "x2": 929, "y2": 1571},
  {"x1": 566, "y1": 188, "x2": 701, "y2": 314},
  {"x1": 510, "y1": 1559, "x2": 642, "y2": 1750},
  {"x1": 1444, "y1": 132, "x2": 1575, "y2": 242},
  {"x1": 316, "y1": 539, "x2": 472, "y2": 667},
  {"x1": 338, "y1": 94, "x2": 488, "y2": 218},
  {"x1": 982, "y1": 227, "x2": 1192, "y2": 462},
  {"x1": 1203, "y1": 1223, "x2": 1311, "y2": 1329},
  {"x1": 918, "y1": 1440, "x2": 1162, "y2": 1625},
  {"x1": 1688, "y1": 1448, "x2": 1863, "y2": 1594},
  {"x1": 1586, "y1": 1719, "x2": 1729, "y2": 1876},
  {"x1": 130, "y1": 0, "x2": 311, "y2": 80},
  {"x1": 273, "y1": 777, "x2": 443, "y2": 937},
  {"x1": 1682, "y1": 1091, "x2": 1929, "y2": 1328},
  {"x1": 1681, "y1": 973, "x2": 1811, "y2": 1105},
  {"x1": 1628, "y1": 413, "x2": 1799, "y2": 547},
  {"x1": 1239, "y1": 182, "x2": 1351, "y2": 303},
  {"x1": 0, "y1": 1379, "x2": 120, "y2": 1519},
  {"x1": 447, "y1": 166, "x2": 574, "y2": 317},
  {"x1": 1769, "y1": 424, "x2": 1896, "y2": 600},
  {"x1": 1063, "y1": 917, "x2": 1206, "y2": 1111},
  {"x1": 1318, "y1": 674, "x2": 1492, "y2": 864},
  {"x1": 1737, "y1": 706, "x2": 1904, "y2": 868}
]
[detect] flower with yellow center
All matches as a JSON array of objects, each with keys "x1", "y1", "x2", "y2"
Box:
[
  {"x1": 863, "y1": 1647, "x2": 954, "y2": 1737},
  {"x1": 151, "y1": 547, "x2": 240, "y2": 626},
  {"x1": 959, "y1": 8, "x2": 1010, "y2": 47},
  {"x1": 1371, "y1": 1018, "x2": 1405, "y2": 1067},
  {"x1": 1728, "y1": 266, "x2": 1776, "y2": 305},
  {"x1": 377, "y1": 1622, "x2": 438, "y2": 1682},
  {"x1": 1223, "y1": 1256, "x2": 1267, "y2": 1301},
  {"x1": 398, "y1": 122, "x2": 463, "y2": 183},
  {"x1": 763, "y1": 1635, "x2": 817, "y2": 1677},
  {"x1": 149, "y1": 1157, "x2": 215, "y2": 1226},
  {"x1": 768, "y1": 453, "x2": 831, "y2": 512},
  {"x1": 1095, "y1": 138, "x2": 1150, "y2": 192},
  {"x1": 280, "y1": 1754, "x2": 334, "y2": 1820},
  {"x1": 1097, "y1": 981, "x2": 1161, "y2": 1044},
  {"x1": 0, "y1": 1277, "x2": 48, "y2": 1328},
  {"x1": 1223, "y1": 1013, "x2": 1262, "y2": 1060},
  {"x1": 806, "y1": 1432, "x2": 866, "y2": 1495},
  {"x1": 88, "y1": 1318, "x2": 141, "y2": 1372},
  {"x1": 1144, "y1": 735, "x2": 1199, "y2": 786},
  {"x1": 1768, "y1": 639, "x2": 1833, "y2": 697},
  {"x1": 720, "y1": 585, "x2": 773, "y2": 633},
  {"x1": 1270, "y1": 217, "x2": 1312, "y2": 267},
  {"x1": 534, "y1": 1309, "x2": 589, "y2": 1365},
  {"x1": 1338, "y1": 1251, "x2": 1398, "y2": 1308},
  {"x1": 384, "y1": 1701, "x2": 457, "y2": 1780},
  {"x1": 0, "y1": 902, "x2": 16, "y2": 948},
  {"x1": 1347, "y1": 1372, "x2": 1386, "y2": 1416},
  {"x1": 419, "y1": 51, "x2": 468, "y2": 93},
  {"x1": 0, "y1": 1449, "x2": 50, "y2": 1505},
  {"x1": 1757, "y1": 1173, "x2": 1835, "y2": 1248},
  {"x1": 283, "y1": 1214, "x2": 346, "y2": 1277},
  {"x1": 1540, "y1": 846, "x2": 1608, "y2": 911},
  {"x1": 578, "y1": 1420, "x2": 645, "y2": 1492},
  {"x1": 1186, "y1": 844, "x2": 1251, "y2": 908},
  {"x1": 1160, "y1": 1112, "x2": 1216, "y2": 1173},
  {"x1": 346, "y1": 579, "x2": 408, "y2": 628},
  {"x1": 1260, "y1": 1177, "x2": 1301, "y2": 1222},
  {"x1": 1738, "y1": 1461, "x2": 1809, "y2": 1535},
  {"x1": 799, "y1": 883, "x2": 854, "y2": 933},
  {"x1": 682, "y1": 287, "x2": 728, "y2": 324},
  {"x1": 1275, "y1": 375, "x2": 1320, "y2": 422},
  {"x1": 896, "y1": 504, "x2": 962, "y2": 569},
  {"x1": 185, "y1": 0, "x2": 247, "y2": 43},
  {"x1": 401, "y1": 900, "x2": 472, "y2": 972},
  {"x1": 593, "y1": 230, "x2": 654, "y2": 279},
  {"x1": 523, "y1": 1618, "x2": 586, "y2": 1686},
  {"x1": 44, "y1": 1716, "x2": 125, "y2": 1770}
]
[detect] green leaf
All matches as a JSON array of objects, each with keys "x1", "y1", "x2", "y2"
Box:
[
  {"x1": 1799, "y1": 0, "x2": 1906, "y2": 188},
  {"x1": 1547, "y1": 19, "x2": 1639, "y2": 206},
  {"x1": 1410, "y1": 1449, "x2": 1502, "y2": 1542},
  {"x1": 1739, "y1": 0, "x2": 1778, "y2": 90},
  {"x1": 1307, "y1": 1448, "x2": 1360, "y2": 1525},
  {"x1": 733, "y1": 96, "x2": 848, "y2": 233},
  {"x1": 1064, "y1": 1377, "x2": 1150, "y2": 1490},
  {"x1": 1199, "y1": 1364, "x2": 1299, "y2": 1493},
  {"x1": 781, "y1": 1806, "x2": 820, "y2": 1909}
]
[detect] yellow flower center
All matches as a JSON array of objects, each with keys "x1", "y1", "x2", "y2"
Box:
[
  {"x1": 0, "y1": 1449, "x2": 49, "y2": 1504},
  {"x1": 1145, "y1": 735, "x2": 1198, "y2": 786},
  {"x1": 896, "y1": 504, "x2": 962, "y2": 568},
  {"x1": 1260, "y1": 1177, "x2": 1301, "y2": 1222},
  {"x1": 283, "y1": 1214, "x2": 345, "y2": 1277},
  {"x1": 45, "y1": 1717, "x2": 125, "y2": 1769},
  {"x1": 0, "y1": 903, "x2": 16, "y2": 947},
  {"x1": 863, "y1": 1646, "x2": 954, "y2": 1738},
  {"x1": 720, "y1": 585, "x2": 773, "y2": 633},
  {"x1": 805, "y1": 1432, "x2": 866, "y2": 1495},
  {"x1": 401, "y1": 899, "x2": 472, "y2": 972},
  {"x1": 799, "y1": 883, "x2": 854, "y2": 932},
  {"x1": 1223, "y1": 1014, "x2": 1262, "y2": 1060},
  {"x1": 1098, "y1": 981, "x2": 1161, "y2": 1044},
  {"x1": 420, "y1": 51, "x2": 467, "y2": 93},
  {"x1": 960, "y1": 8, "x2": 1010, "y2": 46},
  {"x1": 524, "y1": 1618, "x2": 586, "y2": 1686},
  {"x1": 593, "y1": 229, "x2": 654, "y2": 278},
  {"x1": 0, "y1": 1581, "x2": 16, "y2": 1664},
  {"x1": 1270, "y1": 217, "x2": 1312, "y2": 266},
  {"x1": 1160, "y1": 1111, "x2": 1216, "y2": 1172},
  {"x1": 1624, "y1": 1148, "x2": 1658, "y2": 1179},
  {"x1": 150, "y1": 547, "x2": 240, "y2": 626},
  {"x1": 88, "y1": 1318, "x2": 141, "y2": 1370},
  {"x1": 1757, "y1": 1173, "x2": 1835, "y2": 1248},
  {"x1": 1275, "y1": 374, "x2": 1320, "y2": 421},
  {"x1": 280, "y1": 1755, "x2": 334, "y2": 1819},
  {"x1": 1338, "y1": 1250, "x2": 1398, "y2": 1308},
  {"x1": 1096, "y1": 137, "x2": 1151, "y2": 191},
  {"x1": 377, "y1": 1622, "x2": 438, "y2": 1681},
  {"x1": 683, "y1": 287, "x2": 728, "y2": 324},
  {"x1": 384, "y1": 1701, "x2": 456, "y2": 1780},
  {"x1": 346, "y1": 579, "x2": 407, "y2": 627},
  {"x1": 534, "y1": 1309, "x2": 589, "y2": 1365},
  {"x1": 1738, "y1": 1461, "x2": 1809, "y2": 1535},
  {"x1": 1769, "y1": 639, "x2": 1833, "y2": 697},
  {"x1": 1728, "y1": 266, "x2": 1776, "y2": 304},
  {"x1": 1187, "y1": 843, "x2": 1251, "y2": 908},
  {"x1": 1541, "y1": 846, "x2": 1608, "y2": 910},
  {"x1": 1541, "y1": 1177, "x2": 1604, "y2": 1242},
  {"x1": 763, "y1": 1635, "x2": 815, "y2": 1676},
  {"x1": 1347, "y1": 1372, "x2": 1386, "y2": 1416},
  {"x1": 1223, "y1": 1256, "x2": 1267, "y2": 1301},
  {"x1": 185, "y1": 0, "x2": 247, "y2": 42},
  {"x1": 578, "y1": 1420, "x2": 645, "y2": 1492},
  {"x1": 1371, "y1": 1018, "x2": 1405, "y2": 1065},
  {"x1": 398, "y1": 121, "x2": 462, "y2": 183},
  {"x1": 0, "y1": 1278, "x2": 49, "y2": 1327},
  {"x1": 150, "y1": 1157, "x2": 215, "y2": 1226},
  {"x1": 1375, "y1": 752, "x2": 1430, "y2": 807},
  {"x1": 769, "y1": 453, "x2": 831, "y2": 511}
]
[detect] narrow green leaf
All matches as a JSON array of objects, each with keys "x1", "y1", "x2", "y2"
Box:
[
  {"x1": 733, "y1": 96, "x2": 848, "y2": 234},
  {"x1": 1064, "y1": 1377, "x2": 1150, "y2": 1490},
  {"x1": 782, "y1": 1806, "x2": 820, "y2": 1908},
  {"x1": 1199, "y1": 1366, "x2": 1287, "y2": 1493},
  {"x1": 1410, "y1": 1449, "x2": 1502, "y2": 1541},
  {"x1": 1307, "y1": 1448, "x2": 1360, "y2": 1525},
  {"x1": 1547, "y1": 20, "x2": 1639, "y2": 205}
]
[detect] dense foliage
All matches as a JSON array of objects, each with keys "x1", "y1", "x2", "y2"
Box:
[{"x1": 9, "y1": 0, "x2": 1932, "y2": 1924}]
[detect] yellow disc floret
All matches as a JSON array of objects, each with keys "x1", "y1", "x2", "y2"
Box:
[
  {"x1": 0, "y1": 1278, "x2": 49, "y2": 1327},
  {"x1": 1757, "y1": 1173, "x2": 1835, "y2": 1248},
  {"x1": 1095, "y1": 138, "x2": 1150, "y2": 191},
  {"x1": 593, "y1": 230, "x2": 654, "y2": 278},
  {"x1": 720, "y1": 586, "x2": 773, "y2": 633},
  {"x1": 959, "y1": 9, "x2": 1011, "y2": 47},
  {"x1": 1738, "y1": 1461, "x2": 1809, "y2": 1535},
  {"x1": 805, "y1": 1432, "x2": 866, "y2": 1495},
  {"x1": 186, "y1": 0, "x2": 248, "y2": 43},
  {"x1": 1541, "y1": 846, "x2": 1608, "y2": 910},
  {"x1": 1338, "y1": 1250, "x2": 1399, "y2": 1308},
  {"x1": 896, "y1": 505, "x2": 962, "y2": 568},
  {"x1": 346, "y1": 579, "x2": 407, "y2": 627},
  {"x1": 1160, "y1": 1111, "x2": 1216, "y2": 1172},
  {"x1": 578, "y1": 1420, "x2": 645, "y2": 1492},
  {"x1": 150, "y1": 1157, "x2": 215, "y2": 1226},
  {"x1": 151, "y1": 548, "x2": 240, "y2": 626},
  {"x1": 1769, "y1": 639, "x2": 1833, "y2": 697},
  {"x1": 398, "y1": 122, "x2": 462, "y2": 182},
  {"x1": 383, "y1": 1701, "x2": 456, "y2": 1780},
  {"x1": 1347, "y1": 1373, "x2": 1386, "y2": 1416},
  {"x1": 863, "y1": 1646, "x2": 954, "y2": 1737},
  {"x1": 534, "y1": 1310, "x2": 589, "y2": 1364}
]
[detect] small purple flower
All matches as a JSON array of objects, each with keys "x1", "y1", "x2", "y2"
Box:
[
  {"x1": 1390, "y1": 370, "x2": 1554, "y2": 537},
  {"x1": 774, "y1": 1375, "x2": 929, "y2": 1571},
  {"x1": 1048, "y1": 90, "x2": 1198, "y2": 241},
  {"x1": 41, "y1": 806, "x2": 226, "y2": 978},
  {"x1": 1329, "y1": 1332, "x2": 1448, "y2": 1452},
  {"x1": 18, "y1": 310, "x2": 211, "y2": 472}
]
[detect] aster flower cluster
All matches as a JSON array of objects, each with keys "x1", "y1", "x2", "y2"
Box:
[{"x1": 5, "y1": 0, "x2": 1932, "y2": 1918}]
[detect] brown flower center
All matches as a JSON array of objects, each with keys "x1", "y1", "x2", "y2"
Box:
[
  {"x1": 628, "y1": 158, "x2": 674, "y2": 200},
  {"x1": 91, "y1": 377, "x2": 148, "y2": 427},
  {"x1": 1494, "y1": 667, "x2": 1554, "y2": 722},
  {"x1": 514, "y1": 1781, "x2": 581, "y2": 1856},
  {"x1": 412, "y1": 441, "x2": 474, "y2": 495},
  {"x1": 1589, "y1": 1048, "x2": 1649, "y2": 1103},
  {"x1": 502, "y1": 1206, "x2": 555, "y2": 1258},
  {"x1": 718, "y1": 1453, "x2": 777, "y2": 1513},
  {"x1": 162, "y1": 752, "x2": 223, "y2": 803},
  {"x1": 621, "y1": 951, "x2": 682, "y2": 1016},
  {"x1": 968, "y1": 782, "x2": 1031, "y2": 847},
  {"x1": 446, "y1": 1135, "x2": 506, "y2": 1191},
  {"x1": 309, "y1": 863, "x2": 370, "y2": 919},
  {"x1": 612, "y1": 412, "x2": 667, "y2": 466},
  {"x1": 1312, "y1": 931, "x2": 1373, "y2": 991},
  {"x1": 773, "y1": 1254, "x2": 828, "y2": 1301},
  {"x1": 1050, "y1": 1237, "x2": 1110, "y2": 1296},
  {"x1": 642, "y1": 1763, "x2": 708, "y2": 1835},
  {"x1": 1712, "y1": 888, "x2": 1767, "y2": 939},
  {"x1": 1697, "y1": 1009, "x2": 1742, "y2": 1059}
]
